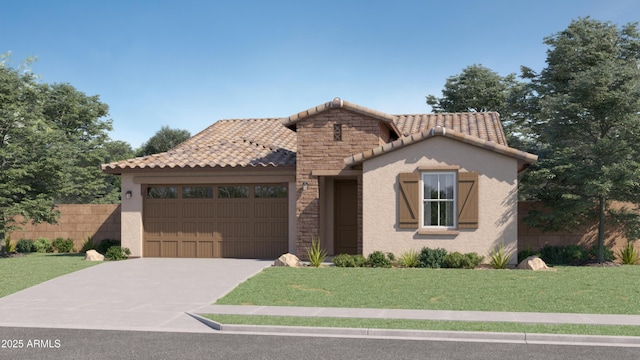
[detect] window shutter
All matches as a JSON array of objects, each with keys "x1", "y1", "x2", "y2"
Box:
[
  {"x1": 457, "y1": 172, "x2": 479, "y2": 229},
  {"x1": 398, "y1": 173, "x2": 420, "y2": 229}
]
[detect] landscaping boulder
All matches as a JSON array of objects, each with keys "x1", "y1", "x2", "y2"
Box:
[
  {"x1": 517, "y1": 256, "x2": 549, "y2": 271},
  {"x1": 85, "y1": 249, "x2": 105, "y2": 262},
  {"x1": 274, "y1": 253, "x2": 301, "y2": 267}
]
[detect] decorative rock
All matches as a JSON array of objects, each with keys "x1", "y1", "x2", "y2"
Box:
[
  {"x1": 517, "y1": 256, "x2": 549, "y2": 270},
  {"x1": 85, "y1": 249, "x2": 104, "y2": 261},
  {"x1": 274, "y1": 253, "x2": 301, "y2": 267}
]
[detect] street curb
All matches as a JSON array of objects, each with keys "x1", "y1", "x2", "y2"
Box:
[{"x1": 186, "y1": 313, "x2": 640, "y2": 347}]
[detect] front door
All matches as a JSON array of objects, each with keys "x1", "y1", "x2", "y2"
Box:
[{"x1": 334, "y1": 180, "x2": 358, "y2": 255}]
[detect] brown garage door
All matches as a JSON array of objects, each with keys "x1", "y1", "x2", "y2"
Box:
[{"x1": 143, "y1": 184, "x2": 288, "y2": 258}]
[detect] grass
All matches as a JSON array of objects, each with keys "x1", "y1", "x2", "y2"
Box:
[
  {"x1": 0, "y1": 253, "x2": 100, "y2": 298},
  {"x1": 203, "y1": 314, "x2": 640, "y2": 337},
  {"x1": 216, "y1": 266, "x2": 640, "y2": 314}
]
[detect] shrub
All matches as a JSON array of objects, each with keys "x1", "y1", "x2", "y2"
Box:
[
  {"x1": 367, "y1": 251, "x2": 392, "y2": 268},
  {"x1": 52, "y1": 238, "x2": 75, "y2": 253},
  {"x1": 489, "y1": 242, "x2": 511, "y2": 269},
  {"x1": 105, "y1": 246, "x2": 131, "y2": 261},
  {"x1": 16, "y1": 239, "x2": 35, "y2": 253},
  {"x1": 33, "y1": 238, "x2": 53, "y2": 253},
  {"x1": 418, "y1": 247, "x2": 447, "y2": 268},
  {"x1": 539, "y1": 244, "x2": 588, "y2": 265},
  {"x1": 307, "y1": 236, "x2": 327, "y2": 267},
  {"x1": 80, "y1": 236, "x2": 96, "y2": 253},
  {"x1": 386, "y1": 252, "x2": 396, "y2": 262},
  {"x1": 398, "y1": 249, "x2": 420, "y2": 268},
  {"x1": 97, "y1": 239, "x2": 121, "y2": 254},
  {"x1": 353, "y1": 254, "x2": 367, "y2": 267},
  {"x1": 589, "y1": 244, "x2": 615, "y2": 262},
  {"x1": 517, "y1": 247, "x2": 540, "y2": 263},
  {"x1": 443, "y1": 252, "x2": 484, "y2": 269},
  {"x1": 3, "y1": 236, "x2": 15, "y2": 253},
  {"x1": 618, "y1": 242, "x2": 640, "y2": 265},
  {"x1": 333, "y1": 254, "x2": 355, "y2": 267}
]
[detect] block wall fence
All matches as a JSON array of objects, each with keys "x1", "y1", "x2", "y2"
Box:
[
  {"x1": 7, "y1": 204, "x2": 121, "y2": 251},
  {"x1": 5, "y1": 202, "x2": 637, "y2": 256}
]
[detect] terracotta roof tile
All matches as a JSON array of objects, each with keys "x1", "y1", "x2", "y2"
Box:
[
  {"x1": 102, "y1": 118, "x2": 296, "y2": 173},
  {"x1": 102, "y1": 99, "x2": 527, "y2": 173}
]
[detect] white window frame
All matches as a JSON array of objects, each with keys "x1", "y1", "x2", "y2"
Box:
[{"x1": 421, "y1": 171, "x2": 457, "y2": 228}]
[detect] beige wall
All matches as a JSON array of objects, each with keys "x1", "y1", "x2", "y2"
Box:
[
  {"x1": 362, "y1": 137, "x2": 519, "y2": 263},
  {"x1": 120, "y1": 174, "x2": 143, "y2": 257},
  {"x1": 7, "y1": 204, "x2": 120, "y2": 251}
]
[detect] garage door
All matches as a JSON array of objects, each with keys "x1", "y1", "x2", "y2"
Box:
[{"x1": 143, "y1": 184, "x2": 288, "y2": 258}]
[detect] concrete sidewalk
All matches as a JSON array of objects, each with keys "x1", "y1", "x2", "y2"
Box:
[
  {"x1": 191, "y1": 305, "x2": 640, "y2": 347},
  {"x1": 197, "y1": 305, "x2": 640, "y2": 326}
]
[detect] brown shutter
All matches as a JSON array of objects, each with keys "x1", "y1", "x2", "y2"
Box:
[
  {"x1": 398, "y1": 173, "x2": 420, "y2": 229},
  {"x1": 457, "y1": 172, "x2": 479, "y2": 229}
]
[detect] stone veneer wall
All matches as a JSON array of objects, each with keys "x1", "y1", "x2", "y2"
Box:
[
  {"x1": 7, "y1": 204, "x2": 121, "y2": 251},
  {"x1": 295, "y1": 108, "x2": 386, "y2": 256}
]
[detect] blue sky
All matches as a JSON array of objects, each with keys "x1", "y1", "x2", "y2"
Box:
[{"x1": 2, "y1": 0, "x2": 639, "y2": 148}]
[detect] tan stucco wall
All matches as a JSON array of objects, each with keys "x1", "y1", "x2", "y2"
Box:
[
  {"x1": 120, "y1": 174, "x2": 143, "y2": 257},
  {"x1": 362, "y1": 137, "x2": 519, "y2": 263}
]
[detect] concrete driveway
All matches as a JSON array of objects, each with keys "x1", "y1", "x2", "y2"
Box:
[{"x1": 0, "y1": 258, "x2": 271, "y2": 333}]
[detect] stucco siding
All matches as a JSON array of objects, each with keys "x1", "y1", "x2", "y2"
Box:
[{"x1": 362, "y1": 137, "x2": 518, "y2": 263}]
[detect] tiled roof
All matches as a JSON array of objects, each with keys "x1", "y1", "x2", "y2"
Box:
[
  {"x1": 102, "y1": 99, "x2": 528, "y2": 173},
  {"x1": 101, "y1": 118, "x2": 296, "y2": 173},
  {"x1": 393, "y1": 112, "x2": 507, "y2": 145},
  {"x1": 344, "y1": 126, "x2": 538, "y2": 173}
]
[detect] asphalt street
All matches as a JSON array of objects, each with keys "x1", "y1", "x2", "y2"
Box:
[{"x1": 1, "y1": 327, "x2": 638, "y2": 360}]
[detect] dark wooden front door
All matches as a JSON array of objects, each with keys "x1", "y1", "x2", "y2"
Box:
[{"x1": 334, "y1": 180, "x2": 358, "y2": 255}]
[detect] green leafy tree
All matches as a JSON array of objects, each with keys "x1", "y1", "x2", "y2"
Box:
[
  {"x1": 426, "y1": 64, "x2": 530, "y2": 147},
  {"x1": 136, "y1": 126, "x2": 190, "y2": 156},
  {"x1": 0, "y1": 55, "x2": 115, "y2": 237},
  {"x1": 522, "y1": 18, "x2": 640, "y2": 262},
  {"x1": 100, "y1": 140, "x2": 135, "y2": 203}
]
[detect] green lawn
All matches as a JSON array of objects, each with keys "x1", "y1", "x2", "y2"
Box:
[
  {"x1": 216, "y1": 266, "x2": 640, "y2": 314},
  {"x1": 0, "y1": 253, "x2": 100, "y2": 298},
  {"x1": 203, "y1": 314, "x2": 640, "y2": 337}
]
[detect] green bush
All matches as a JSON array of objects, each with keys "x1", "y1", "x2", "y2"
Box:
[
  {"x1": 33, "y1": 238, "x2": 53, "y2": 253},
  {"x1": 80, "y1": 236, "x2": 96, "y2": 253},
  {"x1": 618, "y1": 242, "x2": 640, "y2": 265},
  {"x1": 418, "y1": 247, "x2": 447, "y2": 268},
  {"x1": 104, "y1": 246, "x2": 131, "y2": 261},
  {"x1": 333, "y1": 254, "x2": 355, "y2": 267},
  {"x1": 517, "y1": 247, "x2": 540, "y2": 263},
  {"x1": 353, "y1": 254, "x2": 367, "y2": 267},
  {"x1": 539, "y1": 244, "x2": 588, "y2": 265},
  {"x1": 398, "y1": 249, "x2": 420, "y2": 268},
  {"x1": 16, "y1": 239, "x2": 35, "y2": 253},
  {"x1": 307, "y1": 236, "x2": 327, "y2": 267},
  {"x1": 443, "y1": 252, "x2": 484, "y2": 269},
  {"x1": 97, "y1": 239, "x2": 121, "y2": 254},
  {"x1": 489, "y1": 242, "x2": 512, "y2": 269},
  {"x1": 367, "y1": 251, "x2": 392, "y2": 268},
  {"x1": 3, "y1": 236, "x2": 15, "y2": 253},
  {"x1": 589, "y1": 244, "x2": 615, "y2": 262},
  {"x1": 52, "y1": 238, "x2": 75, "y2": 253},
  {"x1": 386, "y1": 252, "x2": 396, "y2": 262}
]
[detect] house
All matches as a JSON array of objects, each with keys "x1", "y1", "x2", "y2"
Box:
[{"x1": 102, "y1": 98, "x2": 537, "y2": 262}]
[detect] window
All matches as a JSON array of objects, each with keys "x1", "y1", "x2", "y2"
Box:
[
  {"x1": 182, "y1": 186, "x2": 213, "y2": 199},
  {"x1": 147, "y1": 186, "x2": 177, "y2": 199},
  {"x1": 333, "y1": 124, "x2": 342, "y2": 141},
  {"x1": 217, "y1": 186, "x2": 249, "y2": 198},
  {"x1": 255, "y1": 185, "x2": 287, "y2": 198},
  {"x1": 398, "y1": 171, "x2": 478, "y2": 230},
  {"x1": 422, "y1": 172, "x2": 456, "y2": 227}
]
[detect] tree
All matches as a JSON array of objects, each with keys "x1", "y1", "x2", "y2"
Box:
[
  {"x1": 522, "y1": 18, "x2": 640, "y2": 261},
  {"x1": 41, "y1": 83, "x2": 113, "y2": 204},
  {"x1": 426, "y1": 64, "x2": 530, "y2": 147},
  {"x1": 136, "y1": 126, "x2": 191, "y2": 156},
  {"x1": 100, "y1": 140, "x2": 135, "y2": 203},
  {"x1": 0, "y1": 55, "x2": 115, "y2": 237}
]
